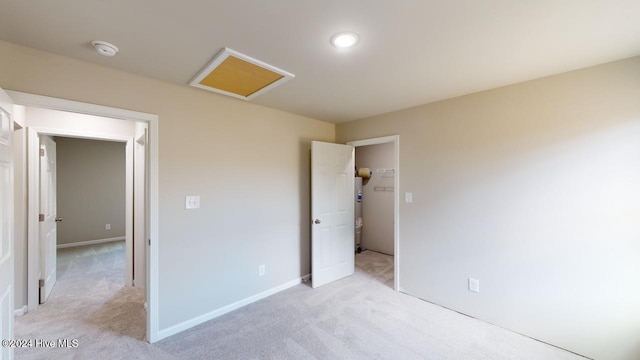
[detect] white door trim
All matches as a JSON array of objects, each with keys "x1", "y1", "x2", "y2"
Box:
[
  {"x1": 0, "y1": 87, "x2": 14, "y2": 360},
  {"x1": 6, "y1": 92, "x2": 157, "y2": 123},
  {"x1": 8, "y1": 91, "x2": 160, "y2": 343},
  {"x1": 26, "y1": 128, "x2": 38, "y2": 311},
  {"x1": 347, "y1": 135, "x2": 400, "y2": 291},
  {"x1": 133, "y1": 131, "x2": 146, "y2": 290}
]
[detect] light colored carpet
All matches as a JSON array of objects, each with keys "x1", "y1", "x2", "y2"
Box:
[
  {"x1": 15, "y1": 242, "x2": 169, "y2": 360},
  {"x1": 15, "y1": 245, "x2": 588, "y2": 360},
  {"x1": 354, "y1": 250, "x2": 394, "y2": 289}
]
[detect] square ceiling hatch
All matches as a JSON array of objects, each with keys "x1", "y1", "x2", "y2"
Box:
[{"x1": 189, "y1": 48, "x2": 294, "y2": 101}]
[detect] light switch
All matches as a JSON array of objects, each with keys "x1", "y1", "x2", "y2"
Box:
[
  {"x1": 185, "y1": 196, "x2": 200, "y2": 209},
  {"x1": 469, "y1": 278, "x2": 480, "y2": 293},
  {"x1": 405, "y1": 192, "x2": 413, "y2": 203}
]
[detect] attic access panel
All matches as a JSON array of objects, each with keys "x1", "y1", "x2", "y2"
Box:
[{"x1": 189, "y1": 47, "x2": 294, "y2": 101}]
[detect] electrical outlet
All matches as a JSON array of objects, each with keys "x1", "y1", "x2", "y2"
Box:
[
  {"x1": 405, "y1": 192, "x2": 413, "y2": 203},
  {"x1": 105, "y1": 224, "x2": 111, "y2": 230},
  {"x1": 259, "y1": 265, "x2": 265, "y2": 277},
  {"x1": 469, "y1": 278, "x2": 480, "y2": 293},
  {"x1": 185, "y1": 195, "x2": 200, "y2": 209}
]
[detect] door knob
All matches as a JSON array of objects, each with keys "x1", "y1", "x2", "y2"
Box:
[
  {"x1": 314, "y1": 219, "x2": 321, "y2": 224},
  {"x1": 55, "y1": 217, "x2": 62, "y2": 222}
]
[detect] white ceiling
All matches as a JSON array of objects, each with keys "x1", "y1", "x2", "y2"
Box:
[{"x1": 2, "y1": 0, "x2": 639, "y2": 123}]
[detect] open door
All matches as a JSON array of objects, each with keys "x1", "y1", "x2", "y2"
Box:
[
  {"x1": 311, "y1": 141, "x2": 355, "y2": 288},
  {"x1": 0, "y1": 87, "x2": 14, "y2": 360},
  {"x1": 38, "y1": 136, "x2": 57, "y2": 303}
]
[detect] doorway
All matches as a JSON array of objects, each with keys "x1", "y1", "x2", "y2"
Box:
[
  {"x1": 348, "y1": 136, "x2": 399, "y2": 291},
  {"x1": 8, "y1": 90, "x2": 159, "y2": 342},
  {"x1": 24, "y1": 110, "x2": 139, "y2": 308},
  {"x1": 54, "y1": 137, "x2": 127, "y2": 251}
]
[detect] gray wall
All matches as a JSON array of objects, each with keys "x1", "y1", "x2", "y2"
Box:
[
  {"x1": 337, "y1": 56, "x2": 640, "y2": 360},
  {"x1": 55, "y1": 137, "x2": 126, "y2": 245},
  {"x1": 355, "y1": 143, "x2": 394, "y2": 255}
]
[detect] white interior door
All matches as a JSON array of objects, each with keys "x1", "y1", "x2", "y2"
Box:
[
  {"x1": 0, "y1": 87, "x2": 14, "y2": 360},
  {"x1": 39, "y1": 136, "x2": 57, "y2": 303},
  {"x1": 311, "y1": 141, "x2": 354, "y2": 288}
]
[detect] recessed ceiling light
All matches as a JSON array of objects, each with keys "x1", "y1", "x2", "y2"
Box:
[
  {"x1": 330, "y1": 32, "x2": 360, "y2": 48},
  {"x1": 91, "y1": 40, "x2": 119, "y2": 56}
]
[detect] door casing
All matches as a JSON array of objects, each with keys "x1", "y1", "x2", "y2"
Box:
[
  {"x1": 347, "y1": 135, "x2": 400, "y2": 291},
  {"x1": 8, "y1": 91, "x2": 160, "y2": 343},
  {"x1": 0, "y1": 87, "x2": 14, "y2": 360}
]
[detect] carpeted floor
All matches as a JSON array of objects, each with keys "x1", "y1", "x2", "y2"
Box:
[
  {"x1": 14, "y1": 241, "x2": 164, "y2": 360},
  {"x1": 15, "y1": 245, "x2": 587, "y2": 360}
]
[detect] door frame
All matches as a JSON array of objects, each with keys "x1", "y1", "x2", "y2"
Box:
[
  {"x1": 0, "y1": 88, "x2": 14, "y2": 360},
  {"x1": 27, "y1": 127, "x2": 133, "y2": 305},
  {"x1": 347, "y1": 135, "x2": 400, "y2": 291},
  {"x1": 133, "y1": 131, "x2": 147, "y2": 290},
  {"x1": 8, "y1": 91, "x2": 160, "y2": 343}
]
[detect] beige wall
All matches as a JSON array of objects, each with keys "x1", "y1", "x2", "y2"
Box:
[
  {"x1": 6, "y1": 37, "x2": 637, "y2": 359},
  {"x1": 55, "y1": 137, "x2": 126, "y2": 245},
  {"x1": 26, "y1": 106, "x2": 138, "y2": 136},
  {"x1": 355, "y1": 143, "x2": 394, "y2": 255},
  {"x1": 0, "y1": 40, "x2": 335, "y2": 331},
  {"x1": 337, "y1": 56, "x2": 640, "y2": 360}
]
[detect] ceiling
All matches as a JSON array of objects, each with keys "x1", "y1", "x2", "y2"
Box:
[{"x1": 1, "y1": 0, "x2": 639, "y2": 123}]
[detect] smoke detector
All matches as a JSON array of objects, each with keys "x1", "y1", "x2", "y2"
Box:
[{"x1": 91, "y1": 41, "x2": 119, "y2": 56}]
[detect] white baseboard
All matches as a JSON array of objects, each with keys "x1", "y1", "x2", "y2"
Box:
[
  {"x1": 14, "y1": 305, "x2": 27, "y2": 317},
  {"x1": 56, "y1": 236, "x2": 125, "y2": 249},
  {"x1": 157, "y1": 273, "x2": 310, "y2": 341}
]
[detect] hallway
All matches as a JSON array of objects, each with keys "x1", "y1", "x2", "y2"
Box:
[{"x1": 14, "y1": 242, "x2": 155, "y2": 359}]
